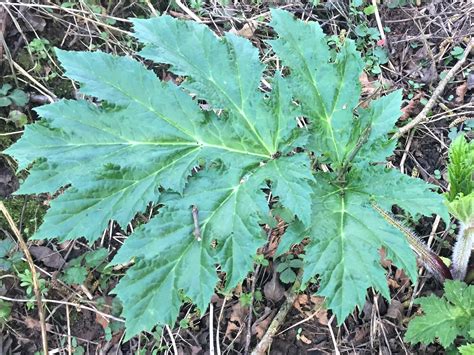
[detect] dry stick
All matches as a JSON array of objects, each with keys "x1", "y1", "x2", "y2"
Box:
[
  {"x1": 327, "y1": 315, "x2": 340, "y2": 355},
  {"x1": 192, "y1": 205, "x2": 202, "y2": 241},
  {"x1": 215, "y1": 297, "x2": 227, "y2": 355},
  {"x1": 251, "y1": 270, "x2": 302, "y2": 355},
  {"x1": 394, "y1": 39, "x2": 473, "y2": 138},
  {"x1": 209, "y1": 302, "x2": 215, "y2": 355},
  {"x1": 371, "y1": 0, "x2": 386, "y2": 44},
  {"x1": 244, "y1": 264, "x2": 261, "y2": 355},
  {"x1": 66, "y1": 304, "x2": 72, "y2": 355},
  {"x1": 174, "y1": 0, "x2": 201, "y2": 23},
  {"x1": 0, "y1": 295, "x2": 125, "y2": 323},
  {"x1": 144, "y1": 0, "x2": 158, "y2": 17},
  {"x1": 250, "y1": 290, "x2": 298, "y2": 355},
  {"x1": 0, "y1": 202, "x2": 48, "y2": 355},
  {"x1": 165, "y1": 325, "x2": 178, "y2": 355}
]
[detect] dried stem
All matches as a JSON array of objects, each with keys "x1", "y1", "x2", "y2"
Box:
[
  {"x1": 0, "y1": 202, "x2": 48, "y2": 355},
  {"x1": 394, "y1": 39, "x2": 473, "y2": 138},
  {"x1": 251, "y1": 270, "x2": 302, "y2": 354}
]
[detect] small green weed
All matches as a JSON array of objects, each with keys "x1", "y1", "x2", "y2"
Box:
[
  {"x1": 17, "y1": 268, "x2": 48, "y2": 310},
  {"x1": 0, "y1": 84, "x2": 28, "y2": 107},
  {"x1": 276, "y1": 255, "x2": 303, "y2": 284}
]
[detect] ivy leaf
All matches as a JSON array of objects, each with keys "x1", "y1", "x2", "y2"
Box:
[{"x1": 405, "y1": 280, "x2": 474, "y2": 348}]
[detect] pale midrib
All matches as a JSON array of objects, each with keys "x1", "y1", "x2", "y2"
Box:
[
  {"x1": 51, "y1": 147, "x2": 202, "y2": 229},
  {"x1": 36, "y1": 140, "x2": 269, "y2": 158},
  {"x1": 282, "y1": 31, "x2": 341, "y2": 162},
  {"x1": 200, "y1": 185, "x2": 239, "y2": 236},
  {"x1": 167, "y1": 34, "x2": 273, "y2": 156},
  {"x1": 101, "y1": 76, "x2": 271, "y2": 159}
]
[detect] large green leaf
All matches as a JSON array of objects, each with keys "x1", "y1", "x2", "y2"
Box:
[
  {"x1": 3, "y1": 10, "x2": 449, "y2": 338},
  {"x1": 300, "y1": 166, "x2": 447, "y2": 323},
  {"x1": 269, "y1": 9, "x2": 364, "y2": 165},
  {"x1": 302, "y1": 173, "x2": 417, "y2": 322},
  {"x1": 132, "y1": 15, "x2": 276, "y2": 154},
  {"x1": 111, "y1": 167, "x2": 268, "y2": 336},
  {"x1": 5, "y1": 51, "x2": 275, "y2": 242}
]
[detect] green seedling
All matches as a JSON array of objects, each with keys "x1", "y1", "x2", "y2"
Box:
[{"x1": 0, "y1": 84, "x2": 28, "y2": 107}]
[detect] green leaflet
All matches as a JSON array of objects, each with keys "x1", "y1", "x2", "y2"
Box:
[
  {"x1": 459, "y1": 343, "x2": 474, "y2": 355},
  {"x1": 3, "y1": 9, "x2": 450, "y2": 338},
  {"x1": 448, "y1": 193, "x2": 474, "y2": 224},
  {"x1": 255, "y1": 154, "x2": 315, "y2": 227},
  {"x1": 302, "y1": 171, "x2": 436, "y2": 322},
  {"x1": 405, "y1": 280, "x2": 474, "y2": 349},
  {"x1": 446, "y1": 134, "x2": 474, "y2": 202},
  {"x1": 111, "y1": 167, "x2": 268, "y2": 337},
  {"x1": 269, "y1": 9, "x2": 364, "y2": 165},
  {"x1": 354, "y1": 90, "x2": 403, "y2": 165},
  {"x1": 446, "y1": 134, "x2": 474, "y2": 224}
]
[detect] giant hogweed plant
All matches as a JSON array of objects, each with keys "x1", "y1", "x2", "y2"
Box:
[
  {"x1": 445, "y1": 135, "x2": 474, "y2": 280},
  {"x1": 4, "y1": 10, "x2": 448, "y2": 337}
]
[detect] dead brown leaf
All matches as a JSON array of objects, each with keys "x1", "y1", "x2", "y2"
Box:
[
  {"x1": 467, "y1": 73, "x2": 474, "y2": 90},
  {"x1": 21, "y1": 11, "x2": 47, "y2": 32},
  {"x1": 455, "y1": 81, "x2": 468, "y2": 104},
  {"x1": 293, "y1": 294, "x2": 328, "y2": 325},
  {"x1": 251, "y1": 307, "x2": 275, "y2": 339},
  {"x1": 359, "y1": 71, "x2": 377, "y2": 96},
  {"x1": 353, "y1": 324, "x2": 370, "y2": 344},
  {"x1": 394, "y1": 268, "x2": 410, "y2": 286},
  {"x1": 224, "y1": 302, "x2": 248, "y2": 342},
  {"x1": 230, "y1": 21, "x2": 257, "y2": 39},
  {"x1": 386, "y1": 299, "x2": 403, "y2": 323},
  {"x1": 310, "y1": 296, "x2": 328, "y2": 325},
  {"x1": 29, "y1": 246, "x2": 65, "y2": 269},
  {"x1": 293, "y1": 294, "x2": 309, "y2": 314},
  {"x1": 24, "y1": 317, "x2": 52, "y2": 332},
  {"x1": 400, "y1": 92, "x2": 423, "y2": 121},
  {"x1": 263, "y1": 271, "x2": 285, "y2": 302},
  {"x1": 379, "y1": 248, "x2": 393, "y2": 268}
]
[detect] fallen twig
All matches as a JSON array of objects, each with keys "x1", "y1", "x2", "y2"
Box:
[
  {"x1": 371, "y1": 0, "x2": 386, "y2": 45},
  {"x1": 0, "y1": 202, "x2": 48, "y2": 355},
  {"x1": 394, "y1": 39, "x2": 473, "y2": 138},
  {"x1": 251, "y1": 270, "x2": 302, "y2": 354},
  {"x1": 0, "y1": 295, "x2": 124, "y2": 323}
]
